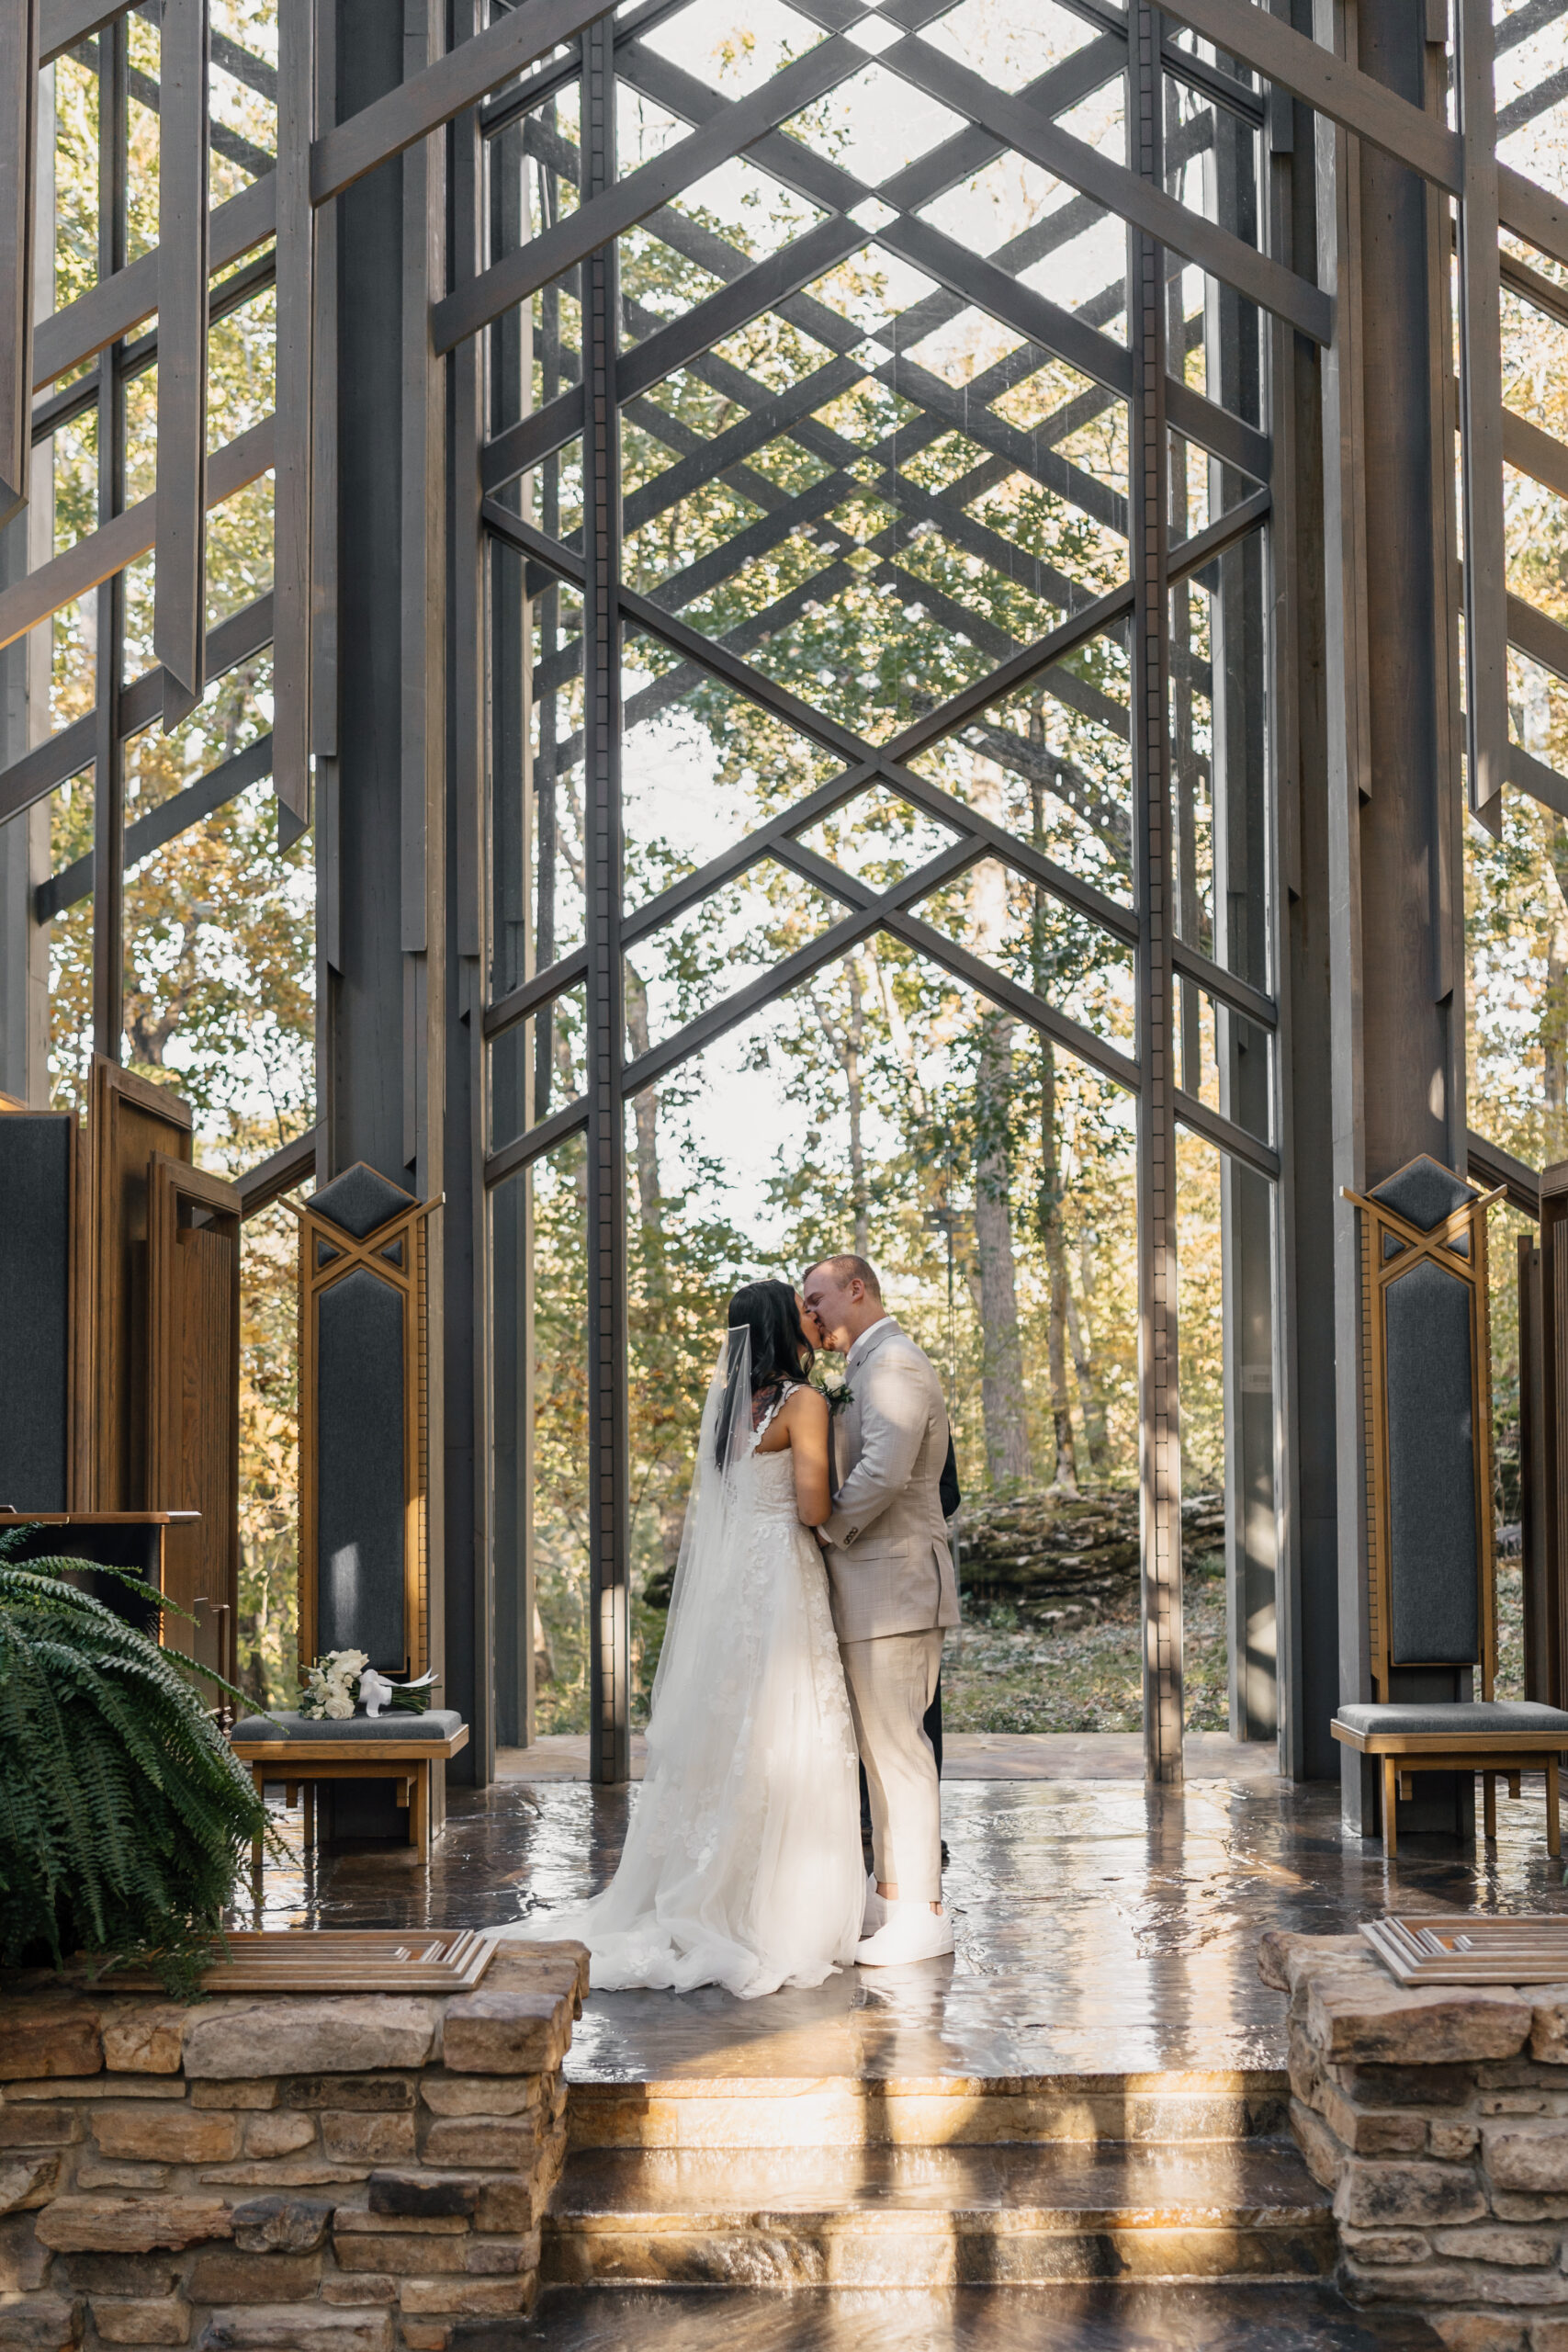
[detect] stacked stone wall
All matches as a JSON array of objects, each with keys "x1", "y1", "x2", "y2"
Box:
[
  {"x1": 1265, "y1": 1929, "x2": 1568, "y2": 2350},
  {"x1": 0, "y1": 1943, "x2": 587, "y2": 2352}
]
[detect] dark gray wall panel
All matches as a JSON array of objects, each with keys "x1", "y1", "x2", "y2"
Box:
[
  {"x1": 0, "y1": 1117, "x2": 70, "y2": 1510},
  {"x1": 317, "y1": 1264, "x2": 406, "y2": 1668},
  {"x1": 1385, "y1": 1255, "x2": 1480, "y2": 1666}
]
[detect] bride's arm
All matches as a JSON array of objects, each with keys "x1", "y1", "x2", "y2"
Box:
[{"x1": 779, "y1": 1386, "x2": 832, "y2": 1527}]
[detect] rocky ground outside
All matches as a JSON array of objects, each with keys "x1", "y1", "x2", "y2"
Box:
[
  {"x1": 943, "y1": 1487, "x2": 1227, "y2": 1734},
  {"x1": 942, "y1": 1487, "x2": 1525, "y2": 1736}
]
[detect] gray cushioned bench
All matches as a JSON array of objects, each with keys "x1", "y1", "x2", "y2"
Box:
[
  {"x1": 1332, "y1": 1700, "x2": 1568, "y2": 1856},
  {"x1": 231, "y1": 1710, "x2": 468, "y2": 1871}
]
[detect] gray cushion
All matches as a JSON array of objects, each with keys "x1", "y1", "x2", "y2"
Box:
[
  {"x1": 231, "y1": 1710, "x2": 465, "y2": 1743},
  {"x1": 1371, "y1": 1155, "x2": 1477, "y2": 1235},
  {"x1": 311, "y1": 1161, "x2": 417, "y2": 1240},
  {"x1": 1336, "y1": 1701, "x2": 1568, "y2": 1737},
  {"x1": 1383, "y1": 1254, "x2": 1480, "y2": 1666}
]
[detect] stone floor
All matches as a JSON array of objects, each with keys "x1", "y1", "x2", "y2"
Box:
[
  {"x1": 248, "y1": 1740, "x2": 1568, "y2": 2082},
  {"x1": 243, "y1": 1740, "x2": 1552, "y2": 2347},
  {"x1": 502, "y1": 2282, "x2": 1440, "y2": 2346}
]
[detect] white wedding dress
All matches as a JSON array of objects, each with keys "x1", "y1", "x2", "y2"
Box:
[{"x1": 502, "y1": 1370, "x2": 865, "y2": 1998}]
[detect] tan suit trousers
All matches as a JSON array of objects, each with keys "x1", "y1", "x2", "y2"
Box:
[{"x1": 840, "y1": 1626, "x2": 945, "y2": 1905}]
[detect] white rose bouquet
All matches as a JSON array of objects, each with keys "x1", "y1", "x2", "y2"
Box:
[
  {"x1": 297, "y1": 1651, "x2": 441, "y2": 1719},
  {"x1": 297, "y1": 1647, "x2": 369, "y2": 1720}
]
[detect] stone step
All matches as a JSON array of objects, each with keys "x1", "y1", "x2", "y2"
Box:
[
  {"x1": 514, "y1": 2280, "x2": 1443, "y2": 2347},
  {"x1": 566, "y1": 2069, "x2": 1290, "y2": 2151},
  {"x1": 542, "y1": 2138, "x2": 1337, "y2": 2290}
]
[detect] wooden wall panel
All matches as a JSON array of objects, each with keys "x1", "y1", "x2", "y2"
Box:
[
  {"x1": 0, "y1": 1094, "x2": 75, "y2": 1510},
  {"x1": 80, "y1": 1056, "x2": 192, "y2": 1510},
  {"x1": 148, "y1": 1153, "x2": 240, "y2": 1684},
  {"x1": 1525, "y1": 1160, "x2": 1568, "y2": 1710}
]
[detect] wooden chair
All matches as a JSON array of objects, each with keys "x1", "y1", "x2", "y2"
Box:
[{"x1": 1332, "y1": 1155, "x2": 1568, "y2": 1855}]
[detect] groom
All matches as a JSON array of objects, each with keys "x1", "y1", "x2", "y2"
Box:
[{"x1": 802, "y1": 1254, "x2": 957, "y2": 1965}]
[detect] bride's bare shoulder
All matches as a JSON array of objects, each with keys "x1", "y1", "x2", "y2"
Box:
[{"x1": 758, "y1": 1382, "x2": 827, "y2": 1449}]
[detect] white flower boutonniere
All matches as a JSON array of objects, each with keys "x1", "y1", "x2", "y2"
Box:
[{"x1": 815, "y1": 1369, "x2": 853, "y2": 1412}]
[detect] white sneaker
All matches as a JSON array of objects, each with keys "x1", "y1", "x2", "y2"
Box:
[
  {"x1": 862, "y1": 1871, "x2": 888, "y2": 1935},
  {"x1": 855, "y1": 1900, "x2": 954, "y2": 1966}
]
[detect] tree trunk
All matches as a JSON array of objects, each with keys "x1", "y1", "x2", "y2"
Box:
[
  {"x1": 532, "y1": 1599, "x2": 555, "y2": 1687},
  {"x1": 1070, "y1": 1230, "x2": 1111, "y2": 1473},
  {"x1": 1028, "y1": 731, "x2": 1077, "y2": 1494},
  {"x1": 623, "y1": 960, "x2": 661, "y2": 1228},
  {"x1": 969, "y1": 772, "x2": 1032, "y2": 1489},
  {"x1": 1038, "y1": 1036, "x2": 1078, "y2": 1494},
  {"x1": 974, "y1": 1016, "x2": 1032, "y2": 1487},
  {"x1": 845, "y1": 957, "x2": 869, "y2": 1256}
]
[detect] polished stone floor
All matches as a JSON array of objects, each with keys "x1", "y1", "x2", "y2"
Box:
[
  {"x1": 247, "y1": 1745, "x2": 1568, "y2": 2082},
  {"x1": 495, "y1": 1731, "x2": 1281, "y2": 1783}
]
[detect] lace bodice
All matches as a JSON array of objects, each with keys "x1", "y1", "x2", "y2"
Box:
[{"x1": 743, "y1": 1384, "x2": 807, "y2": 1521}]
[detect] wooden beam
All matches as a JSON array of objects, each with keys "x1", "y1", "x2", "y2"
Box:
[
  {"x1": 1506, "y1": 586, "x2": 1568, "y2": 685},
  {"x1": 310, "y1": 0, "x2": 615, "y2": 206},
  {"x1": 431, "y1": 34, "x2": 870, "y2": 356},
  {"x1": 1156, "y1": 0, "x2": 1462, "y2": 191},
  {"x1": 153, "y1": 0, "x2": 210, "y2": 718},
  {"x1": 35, "y1": 731, "x2": 276, "y2": 921},
  {"x1": 0, "y1": 0, "x2": 39, "y2": 526},
  {"x1": 885, "y1": 29, "x2": 1334, "y2": 345},
  {"x1": 273, "y1": 0, "x2": 313, "y2": 835},
  {"x1": 237, "y1": 1123, "x2": 319, "y2": 1219},
  {"x1": 39, "y1": 0, "x2": 131, "y2": 67},
  {"x1": 33, "y1": 171, "x2": 276, "y2": 390},
  {"x1": 1457, "y1": 0, "x2": 1508, "y2": 831},
  {"x1": 0, "y1": 417, "x2": 273, "y2": 657}
]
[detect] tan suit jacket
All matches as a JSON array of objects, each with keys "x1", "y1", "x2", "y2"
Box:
[{"x1": 822, "y1": 1318, "x2": 959, "y2": 1645}]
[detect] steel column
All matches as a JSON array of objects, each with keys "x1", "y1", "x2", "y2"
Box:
[
  {"x1": 0, "y1": 53, "x2": 51, "y2": 1104},
  {"x1": 488, "y1": 108, "x2": 535, "y2": 1756},
  {"x1": 153, "y1": 0, "x2": 209, "y2": 727},
  {"x1": 1131, "y1": 0, "x2": 1184, "y2": 1787},
  {"x1": 581, "y1": 17, "x2": 631, "y2": 1788},
  {"x1": 91, "y1": 14, "x2": 127, "y2": 1068},
  {"x1": 1272, "y1": 0, "x2": 1340, "y2": 1782},
  {"x1": 1320, "y1": 0, "x2": 1468, "y2": 1833},
  {"x1": 1205, "y1": 94, "x2": 1279, "y2": 1743},
  {"x1": 443, "y1": 0, "x2": 490, "y2": 1787},
  {"x1": 318, "y1": 0, "x2": 447, "y2": 1828}
]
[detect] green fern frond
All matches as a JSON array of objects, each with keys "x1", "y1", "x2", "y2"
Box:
[{"x1": 0, "y1": 1557, "x2": 278, "y2": 1994}]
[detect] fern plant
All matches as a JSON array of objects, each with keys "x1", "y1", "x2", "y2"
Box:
[{"x1": 0, "y1": 1533, "x2": 274, "y2": 1994}]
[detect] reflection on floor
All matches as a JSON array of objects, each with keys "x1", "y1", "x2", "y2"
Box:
[
  {"x1": 494, "y1": 1729, "x2": 1283, "y2": 1783},
  {"x1": 249, "y1": 1749, "x2": 1568, "y2": 2083},
  {"x1": 244, "y1": 1745, "x2": 1554, "y2": 2346}
]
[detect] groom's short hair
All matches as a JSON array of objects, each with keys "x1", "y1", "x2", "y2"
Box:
[{"x1": 805, "y1": 1252, "x2": 882, "y2": 1299}]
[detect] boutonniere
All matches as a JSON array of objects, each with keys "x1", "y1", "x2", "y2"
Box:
[{"x1": 815, "y1": 1368, "x2": 854, "y2": 1412}]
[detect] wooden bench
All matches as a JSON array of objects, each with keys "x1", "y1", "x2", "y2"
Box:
[
  {"x1": 1331, "y1": 1703, "x2": 1565, "y2": 1858},
  {"x1": 231, "y1": 1711, "x2": 468, "y2": 1877}
]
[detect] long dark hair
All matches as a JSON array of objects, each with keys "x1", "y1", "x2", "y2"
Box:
[{"x1": 715, "y1": 1281, "x2": 815, "y2": 1464}]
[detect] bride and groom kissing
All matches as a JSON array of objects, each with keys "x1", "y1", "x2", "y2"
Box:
[{"x1": 505, "y1": 1254, "x2": 959, "y2": 1996}]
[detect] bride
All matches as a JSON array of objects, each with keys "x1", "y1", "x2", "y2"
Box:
[{"x1": 504, "y1": 1281, "x2": 865, "y2": 1997}]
